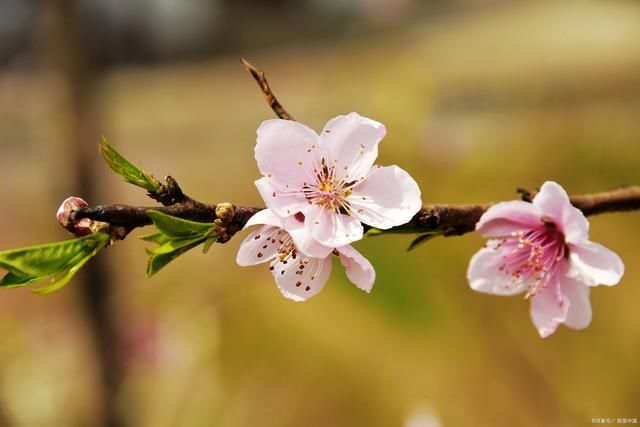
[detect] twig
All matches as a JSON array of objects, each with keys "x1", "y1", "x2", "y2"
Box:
[
  {"x1": 148, "y1": 175, "x2": 192, "y2": 206},
  {"x1": 74, "y1": 186, "x2": 640, "y2": 242},
  {"x1": 240, "y1": 57, "x2": 294, "y2": 121}
]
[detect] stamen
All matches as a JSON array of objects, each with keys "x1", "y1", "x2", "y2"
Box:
[{"x1": 494, "y1": 222, "x2": 567, "y2": 297}]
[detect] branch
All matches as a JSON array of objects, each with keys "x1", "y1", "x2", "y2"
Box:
[
  {"x1": 74, "y1": 186, "x2": 640, "y2": 242},
  {"x1": 240, "y1": 57, "x2": 294, "y2": 121},
  {"x1": 73, "y1": 61, "x2": 640, "y2": 243}
]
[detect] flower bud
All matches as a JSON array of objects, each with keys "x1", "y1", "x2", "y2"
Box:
[{"x1": 57, "y1": 196, "x2": 93, "y2": 236}]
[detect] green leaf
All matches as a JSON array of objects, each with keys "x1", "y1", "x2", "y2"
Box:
[
  {"x1": 150, "y1": 236, "x2": 208, "y2": 255},
  {"x1": 99, "y1": 137, "x2": 160, "y2": 192},
  {"x1": 0, "y1": 233, "x2": 108, "y2": 279},
  {"x1": 0, "y1": 272, "x2": 40, "y2": 288},
  {"x1": 202, "y1": 237, "x2": 216, "y2": 254},
  {"x1": 146, "y1": 240, "x2": 204, "y2": 277},
  {"x1": 364, "y1": 227, "x2": 383, "y2": 237},
  {"x1": 407, "y1": 233, "x2": 439, "y2": 251},
  {"x1": 139, "y1": 231, "x2": 172, "y2": 245},
  {"x1": 33, "y1": 250, "x2": 97, "y2": 295},
  {"x1": 146, "y1": 210, "x2": 213, "y2": 238},
  {"x1": 142, "y1": 212, "x2": 218, "y2": 277},
  {"x1": 0, "y1": 233, "x2": 109, "y2": 291}
]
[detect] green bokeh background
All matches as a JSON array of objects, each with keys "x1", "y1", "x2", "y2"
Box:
[{"x1": 0, "y1": 1, "x2": 638, "y2": 426}]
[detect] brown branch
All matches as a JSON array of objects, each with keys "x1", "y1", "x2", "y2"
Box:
[
  {"x1": 240, "y1": 58, "x2": 294, "y2": 121},
  {"x1": 74, "y1": 186, "x2": 640, "y2": 242}
]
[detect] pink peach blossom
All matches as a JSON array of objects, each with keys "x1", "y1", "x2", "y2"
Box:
[
  {"x1": 467, "y1": 181, "x2": 624, "y2": 337},
  {"x1": 236, "y1": 209, "x2": 375, "y2": 301},
  {"x1": 254, "y1": 112, "x2": 422, "y2": 247}
]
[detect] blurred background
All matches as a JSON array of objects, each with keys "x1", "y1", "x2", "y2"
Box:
[{"x1": 0, "y1": 0, "x2": 639, "y2": 426}]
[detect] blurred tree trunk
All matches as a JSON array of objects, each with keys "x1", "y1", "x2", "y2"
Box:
[{"x1": 36, "y1": 2, "x2": 125, "y2": 427}]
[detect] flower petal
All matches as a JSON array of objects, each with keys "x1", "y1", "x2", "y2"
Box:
[
  {"x1": 529, "y1": 281, "x2": 568, "y2": 338},
  {"x1": 533, "y1": 181, "x2": 589, "y2": 242},
  {"x1": 255, "y1": 177, "x2": 308, "y2": 218},
  {"x1": 243, "y1": 208, "x2": 284, "y2": 229},
  {"x1": 348, "y1": 165, "x2": 422, "y2": 229},
  {"x1": 284, "y1": 216, "x2": 333, "y2": 258},
  {"x1": 304, "y1": 204, "x2": 364, "y2": 247},
  {"x1": 255, "y1": 119, "x2": 321, "y2": 187},
  {"x1": 337, "y1": 245, "x2": 376, "y2": 293},
  {"x1": 568, "y1": 241, "x2": 624, "y2": 286},
  {"x1": 320, "y1": 112, "x2": 386, "y2": 180},
  {"x1": 271, "y1": 253, "x2": 332, "y2": 301},
  {"x1": 475, "y1": 201, "x2": 542, "y2": 238},
  {"x1": 236, "y1": 225, "x2": 282, "y2": 266},
  {"x1": 561, "y1": 275, "x2": 592, "y2": 330},
  {"x1": 467, "y1": 241, "x2": 528, "y2": 296}
]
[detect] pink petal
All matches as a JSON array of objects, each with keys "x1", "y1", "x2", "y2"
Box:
[
  {"x1": 467, "y1": 241, "x2": 528, "y2": 296},
  {"x1": 533, "y1": 181, "x2": 589, "y2": 242},
  {"x1": 255, "y1": 177, "x2": 308, "y2": 218},
  {"x1": 529, "y1": 281, "x2": 569, "y2": 338},
  {"x1": 337, "y1": 245, "x2": 376, "y2": 293},
  {"x1": 475, "y1": 201, "x2": 542, "y2": 238},
  {"x1": 236, "y1": 225, "x2": 281, "y2": 266},
  {"x1": 568, "y1": 241, "x2": 624, "y2": 286},
  {"x1": 255, "y1": 119, "x2": 322, "y2": 187},
  {"x1": 320, "y1": 112, "x2": 386, "y2": 180},
  {"x1": 561, "y1": 275, "x2": 592, "y2": 330},
  {"x1": 283, "y1": 216, "x2": 333, "y2": 258},
  {"x1": 243, "y1": 208, "x2": 284, "y2": 229},
  {"x1": 271, "y1": 253, "x2": 333, "y2": 301},
  {"x1": 348, "y1": 165, "x2": 422, "y2": 229},
  {"x1": 304, "y1": 204, "x2": 364, "y2": 247}
]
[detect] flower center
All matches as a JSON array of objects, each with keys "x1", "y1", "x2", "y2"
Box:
[
  {"x1": 301, "y1": 158, "x2": 357, "y2": 214},
  {"x1": 496, "y1": 219, "x2": 568, "y2": 298}
]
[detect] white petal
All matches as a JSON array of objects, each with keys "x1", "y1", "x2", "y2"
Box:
[
  {"x1": 561, "y1": 275, "x2": 592, "y2": 330},
  {"x1": 236, "y1": 225, "x2": 282, "y2": 266},
  {"x1": 243, "y1": 208, "x2": 284, "y2": 229},
  {"x1": 271, "y1": 253, "x2": 332, "y2": 301},
  {"x1": 475, "y1": 201, "x2": 542, "y2": 238},
  {"x1": 348, "y1": 165, "x2": 422, "y2": 229},
  {"x1": 255, "y1": 177, "x2": 308, "y2": 218},
  {"x1": 320, "y1": 112, "x2": 386, "y2": 180},
  {"x1": 533, "y1": 181, "x2": 589, "y2": 242},
  {"x1": 255, "y1": 119, "x2": 322, "y2": 187},
  {"x1": 337, "y1": 245, "x2": 376, "y2": 293},
  {"x1": 529, "y1": 281, "x2": 569, "y2": 338},
  {"x1": 304, "y1": 204, "x2": 364, "y2": 247},
  {"x1": 467, "y1": 242, "x2": 528, "y2": 296},
  {"x1": 568, "y1": 241, "x2": 624, "y2": 286},
  {"x1": 284, "y1": 216, "x2": 333, "y2": 258}
]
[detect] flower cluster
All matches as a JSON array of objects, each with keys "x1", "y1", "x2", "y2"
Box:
[
  {"x1": 237, "y1": 112, "x2": 422, "y2": 301},
  {"x1": 236, "y1": 114, "x2": 625, "y2": 337}
]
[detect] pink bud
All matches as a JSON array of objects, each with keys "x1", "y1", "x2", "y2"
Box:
[{"x1": 57, "y1": 196, "x2": 93, "y2": 236}]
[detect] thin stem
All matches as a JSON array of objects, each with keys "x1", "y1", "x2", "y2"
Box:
[{"x1": 240, "y1": 57, "x2": 294, "y2": 121}]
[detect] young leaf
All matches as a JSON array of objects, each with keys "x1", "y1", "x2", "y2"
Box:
[
  {"x1": 142, "y1": 213, "x2": 218, "y2": 277},
  {"x1": 0, "y1": 233, "x2": 110, "y2": 290},
  {"x1": 202, "y1": 237, "x2": 217, "y2": 254},
  {"x1": 146, "y1": 210, "x2": 214, "y2": 238},
  {"x1": 0, "y1": 233, "x2": 108, "y2": 280},
  {"x1": 99, "y1": 137, "x2": 160, "y2": 192},
  {"x1": 150, "y1": 236, "x2": 208, "y2": 255},
  {"x1": 33, "y1": 249, "x2": 99, "y2": 295},
  {"x1": 146, "y1": 240, "x2": 204, "y2": 277},
  {"x1": 139, "y1": 231, "x2": 172, "y2": 245},
  {"x1": 407, "y1": 233, "x2": 438, "y2": 251}
]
